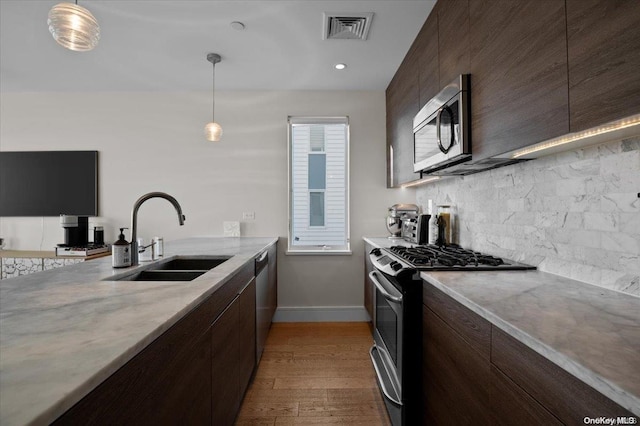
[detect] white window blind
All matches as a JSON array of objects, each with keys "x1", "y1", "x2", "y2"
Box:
[{"x1": 288, "y1": 116, "x2": 350, "y2": 254}]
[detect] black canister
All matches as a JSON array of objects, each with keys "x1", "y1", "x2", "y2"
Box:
[{"x1": 94, "y1": 226, "x2": 104, "y2": 245}]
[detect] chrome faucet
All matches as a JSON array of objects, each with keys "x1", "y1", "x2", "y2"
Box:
[{"x1": 130, "y1": 192, "x2": 185, "y2": 265}]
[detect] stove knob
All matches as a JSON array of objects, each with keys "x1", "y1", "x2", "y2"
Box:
[
  {"x1": 371, "y1": 248, "x2": 382, "y2": 256},
  {"x1": 390, "y1": 261, "x2": 403, "y2": 271}
]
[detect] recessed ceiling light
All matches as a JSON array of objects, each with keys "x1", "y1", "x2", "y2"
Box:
[
  {"x1": 230, "y1": 21, "x2": 245, "y2": 31},
  {"x1": 334, "y1": 63, "x2": 347, "y2": 70}
]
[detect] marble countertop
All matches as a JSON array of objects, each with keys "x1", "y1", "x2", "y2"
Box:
[
  {"x1": 364, "y1": 237, "x2": 640, "y2": 415},
  {"x1": 0, "y1": 237, "x2": 278, "y2": 426}
]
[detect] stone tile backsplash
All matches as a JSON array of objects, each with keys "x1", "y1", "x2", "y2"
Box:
[{"x1": 415, "y1": 137, "x2": 640, "y2": 296}]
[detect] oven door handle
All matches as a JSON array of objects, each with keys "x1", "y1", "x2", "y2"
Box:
[
  {"x1": 369, "y1": 271, "x2": 403, "y2": 304},
  {"x1": 369, "y1": 345, "x2": 403, "y2": 406}
]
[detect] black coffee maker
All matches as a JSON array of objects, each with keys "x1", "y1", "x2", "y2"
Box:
[{"x1": 59, "y1": 215, "x2": 89, "y2": 247}]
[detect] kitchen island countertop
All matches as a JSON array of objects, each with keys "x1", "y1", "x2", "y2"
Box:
[
  {"x1": 0, "y1": 237, "x2": 277, "y2": 426},
  {"x1": 364, "y1": 237, "x2": 640, "y2": 416}
]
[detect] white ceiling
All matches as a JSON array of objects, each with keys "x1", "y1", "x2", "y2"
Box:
[{"x1": 0, "y1": 0, "x2": 434, "y2": 92}]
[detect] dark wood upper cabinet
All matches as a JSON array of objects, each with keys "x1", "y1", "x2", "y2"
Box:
[
  {"x1": 386, "y1": 43, "x2": 421, "y2": 187},
  {"x1": 437, "y1": 0, "x2": 470, "y2": 90},
  {"x1": 415, "y1": 9, "x2": 439, "y2": 108},
  {"x1": 468, "y1": 0, "x2": 569, "y2": 160},
  {"x1": 566, "y1": 0, "x2": 640, "y2": 132}
]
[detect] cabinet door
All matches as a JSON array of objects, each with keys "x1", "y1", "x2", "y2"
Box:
[
  {"x1": 492, "y1": 327, "x2": 634, "y2": 423},
  {"x1": 211, "y1": 296, "x2": 240, "y2": 426},
  {"x1": 238, "y1": 278, "x2": 256, "y2": 399},
  {"x1": 490, "y1": 365, "x2": 562, "y2": 426},
  {"x1": 386, "y1": 44, "x2": 421, "y2": 187},
  {"x1": 54, "y1": 301, "x2": 212, "y2": 425},
  {"x1": 469, "y1": 0, "x2": 569, "y2": 160},
  {"x1": 437, "y1": 0, "x2": 470, "y2": 89},
  {"x1": 422, "y1": 306, "x2": 493, "y2": 425},
  {"x1": 566, "y1": 0, "x2": 640, "y2": 132},
  {"x1": 423, "y1": 282, "x2": 490, "y2": 359},
  {"x1": 415, "y1": 9, "x2": 439, "y2": 108}
]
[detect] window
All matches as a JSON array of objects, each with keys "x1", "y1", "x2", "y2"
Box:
[{"x1": 288, "y1": 117, "x2": 350, "y2": 254}]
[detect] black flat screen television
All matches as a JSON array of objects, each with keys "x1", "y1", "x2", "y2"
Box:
[{"x1": 0, "y1": 151, "x2": 98, "y2": 217}]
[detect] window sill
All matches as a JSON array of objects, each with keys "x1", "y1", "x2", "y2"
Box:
[{"x1": 286, "y1": 249, "x2": 352, "y2": 256}]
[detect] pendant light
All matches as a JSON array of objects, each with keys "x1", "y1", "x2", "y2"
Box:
[
  {"x1": 48, "y1": 1, "x2": 100, "y2": 52},
  {"x1": 204, "y1": 53, "x2": 223, "y2": 142}
]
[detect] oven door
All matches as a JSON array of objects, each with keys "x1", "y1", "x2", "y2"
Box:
[{"x1": 369, "y1": 269, "x2": 403, "y2": 424}]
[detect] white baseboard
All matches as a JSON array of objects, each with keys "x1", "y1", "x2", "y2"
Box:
[{"x1": 272, "y1": 306, "x2": 371, "y2": 322}]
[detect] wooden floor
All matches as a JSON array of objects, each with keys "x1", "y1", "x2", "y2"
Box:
[{"x1": 235, "y1": 322, "x2": 391, "y2": 426}]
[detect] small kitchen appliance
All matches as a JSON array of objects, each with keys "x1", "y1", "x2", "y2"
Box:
[
  {"x1": 401, "y1": 213, "x2": 429, "y2": 245},
  {"x1": 386, "y1": 204, "x2": 419, "y2": 238},
  {"x1": 413, "y1": 74, "x2": 470, "y2": 174},
  {"x1": 59, "y1": 215, "x2": 89, "y2": 247}
]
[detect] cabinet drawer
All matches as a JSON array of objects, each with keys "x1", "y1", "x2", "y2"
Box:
[
  {"x1": 205, "y1": 261, "x2": 254, "y2": 324},
  {"x1": 490, "y1": 365, "x2": 561, "y2": 426},
  {"x1": 423, "y1": 282, "x2": 491, "y2": 359},
  {"x1": 491, "y1": 327, "x2": 633, "y2": 424}
]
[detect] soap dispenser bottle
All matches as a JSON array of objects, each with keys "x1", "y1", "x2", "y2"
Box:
[{"x1": 112, "y1": 228, "x2": 131, "y2": 268}]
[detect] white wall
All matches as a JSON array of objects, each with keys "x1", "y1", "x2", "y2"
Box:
[
  {"x1": 0, "y1": 90, "x2": 415, "y2": 316},
  {"x1": 415, "y1": 136, "x2": 640, "y2": 297}
]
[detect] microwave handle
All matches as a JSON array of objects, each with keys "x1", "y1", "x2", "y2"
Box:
[
  {"x1": 436, "y1": 106, "x2": 455, "y2": 154},
  {"x1": 369, "y1": 271, "x2": 403, "y2": 304}
]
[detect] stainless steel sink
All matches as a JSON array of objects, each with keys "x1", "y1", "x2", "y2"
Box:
[
  {"x1": 152, "y1": 256, "x2": 231, "y2": 271},
  {"x1": 108, "y1": 255, "x2": 232, "y2": 282},
  {"x1": 123, "y1": 270, "x2": 207, "y2": 281}
]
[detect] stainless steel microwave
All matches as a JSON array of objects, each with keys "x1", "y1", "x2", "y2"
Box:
[{"x1": 413, "y1": 74, "x2": 470, "y2": 174}]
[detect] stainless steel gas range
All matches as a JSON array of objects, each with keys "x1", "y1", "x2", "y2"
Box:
[{"x1": 368, "y1": 244, "x2": 535, "y2": 426}]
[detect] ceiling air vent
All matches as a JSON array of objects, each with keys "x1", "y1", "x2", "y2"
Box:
[{"x1": 323, "y1": 12, "x2": 374, "y2": 40}]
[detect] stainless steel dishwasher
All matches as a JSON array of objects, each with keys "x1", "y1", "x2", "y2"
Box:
[{"x1": 255, "y1": 250, "x2": 269, "y2": 363}]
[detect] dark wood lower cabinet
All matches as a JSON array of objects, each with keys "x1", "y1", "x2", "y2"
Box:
[
  {"x1": 211, "y1": 294, "x2": 240, "y2": 426},
  {"x1": 490, "y1": 365, "x2": 562, "y2": 426},
  {"x1": 53, "y1": 298, "x2": 213, "y2": 425},
  {"x1": 492, "y1": 327, "x2": 634, "y2": 425},
  {"x1": 212, "y1": 278, "x2": 256, "y2": 426},
  {"x1": 421, "y1": 282, "x2": 635, "y2": 426},
  {"x1": 54, "y1": 261, "x2": 258, "y2": 426},
  {"x1": 422, "y1": 301, "x2": 493, "y2": 425},
  {"x1": 238, "y1": 279, "x2": 256, "y2": 400}
]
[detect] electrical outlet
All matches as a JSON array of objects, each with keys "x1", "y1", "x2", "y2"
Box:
[{"x1": 242, "y1": 212, "x2": 255, "y2": 220}]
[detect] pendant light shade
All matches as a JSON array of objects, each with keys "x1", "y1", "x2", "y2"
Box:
[
  {"x1": 48, "y1": 2, "x2": 100, "y2": 52},
  {"x1": 205, "y1": 53, "x2": 223, "y2": 142},
  {"x1": 205, "y1": 122, "x2": 223, "y2": 142}
]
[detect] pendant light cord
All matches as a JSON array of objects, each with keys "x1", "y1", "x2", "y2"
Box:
[{"x1": 211, "y1": 62, "x2": 216, "y2": 122}]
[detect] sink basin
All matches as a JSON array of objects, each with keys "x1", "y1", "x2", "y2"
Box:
[
  {"x1": 123, "y1": 270, "x2": 207, "y2": 281},
  {"x1": 152, "y1": 256, "x2": 231, "y2": 271},
  {"x1": 108, "y1": 255, "x2": 232, "y2": 282}
]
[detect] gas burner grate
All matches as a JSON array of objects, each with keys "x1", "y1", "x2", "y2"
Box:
[{"x1": 387, "y1": 244, "x2": 528, "y2": 271}]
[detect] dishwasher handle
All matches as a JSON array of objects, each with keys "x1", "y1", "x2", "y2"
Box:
[{"x1": 255, "y1": 250, "x2": 268, "y2": 274}]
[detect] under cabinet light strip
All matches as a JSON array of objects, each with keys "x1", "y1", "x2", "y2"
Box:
[
  {"x1": 401, "y1": 176, "x2": 441, "y2": 188},
  {"x1": 512, "y1": 114, "x2": 640, "y2": 159}
]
